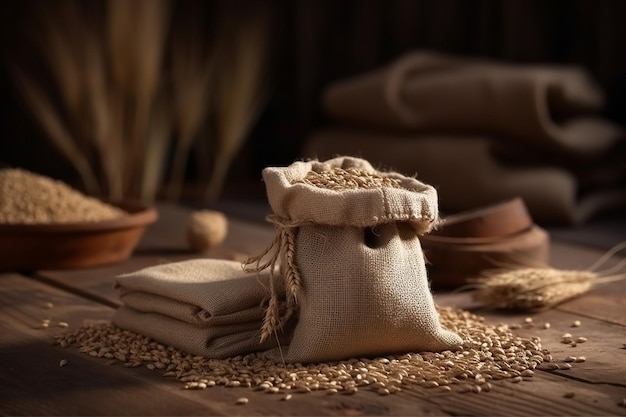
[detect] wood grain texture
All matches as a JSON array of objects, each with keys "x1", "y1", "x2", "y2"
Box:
[
  {"x1": 2, "y1": 204, "x2": 626, "y2": 416},
  {"x1": 0, "y1": 274, "x2": 215, "y2": 416}
]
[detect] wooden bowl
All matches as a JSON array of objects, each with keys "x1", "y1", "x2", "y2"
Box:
[
  {"x1": 421, "y1": 198, "x2": 549, "y2": 289},
  {"x1": 0, "y1": 201, "x2": 158, "y2": 272}
]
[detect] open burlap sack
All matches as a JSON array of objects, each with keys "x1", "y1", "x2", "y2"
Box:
[
  {"x1": 113, "y1": 259, "x2": 291, "y2": 358},
  {"x1": 323, "y1": 51, "x2": 623, "y2": 156},
  {"x1": 246, "y1": 156, "x2": 462, "y2": 363}
]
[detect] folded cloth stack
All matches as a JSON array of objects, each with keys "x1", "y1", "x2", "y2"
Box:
[
  {"x1": 305, "y1": 50, "x2": 626, "y2": 225},
  {"x1": 113, "y1": 259, "x2": 291, "y2": 358}
]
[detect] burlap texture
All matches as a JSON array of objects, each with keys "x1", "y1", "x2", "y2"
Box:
[
  {"x1": 258, "y1": 156, "x2": 462, "y2": 363},
  {"x1": 284, "y1": 223, "x2": 463, "y2": 363},
  {"x1": 303, "y1": 130, "x2": 626, "y2": 225},
  {"x1": 113, "y1": 306, "x2": 273, "y2": 358},
  {"x1": 322, "y1": 51, "x2": 622, "y2": 156},
  {"x1": 113, "y1": 259, "x2": 289, "y2": 358},
  {"x1": 263, "y1": 156, "x2": 438, "y2": 233}
]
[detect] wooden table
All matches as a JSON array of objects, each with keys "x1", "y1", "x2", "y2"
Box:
[{"x1": 1, "y1": 202, "x2": 625, "y2": 416}]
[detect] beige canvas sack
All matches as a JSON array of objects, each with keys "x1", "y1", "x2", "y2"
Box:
[
  {"x1": 322, "y1": 51, "x2": 622, "y2": 156},
  {"x1": 303, "y1": 129, "x2": 626, "y2": 225},
  {"x1": 246, "y1": 156, "x2": 462, "y2": 363}
]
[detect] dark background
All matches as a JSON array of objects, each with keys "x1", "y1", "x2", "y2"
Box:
[{"x1": 2, "y1": 0, "x2": 626, "y2": 198}]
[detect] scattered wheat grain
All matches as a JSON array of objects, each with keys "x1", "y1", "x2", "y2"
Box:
[{"x1": 53, "y1": 306, "x2": 554, "y2": 396}]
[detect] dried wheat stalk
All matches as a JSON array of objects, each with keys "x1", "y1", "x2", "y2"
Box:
[
  {"x1": 83, "y1": 14, "x2": 117, "y2": 199},
  {"x1": 471, "y1": 268, "x2": 595, "y2": 310},
  {"x1": 14, "y1": 1, "x2": 267, "y2": 202},
  {"x1": 12, "y1": 68, "x2": 100, "y2": 196},
  {"x1": 167, "y1": 3, "x2": 214, "y2": 201},
  {"x1": 140, "y1": 91, "x2": 172, "y2": 201},
  {"x1": 12, "y1": 1, "x2": 100, "y2": 195},
  {"x1": 471, "y1": 242, "x2": 626, "y2": 311},
  {"x1": 204, "y1": 5, "x2": 270, "y2": 201},
  {"x1": 106, "y1": 0, "x2": 170, "y2": 199},
  {"x1": 243, "y1": 217, "x2": 302, "y2": 344},
  {"x1": 13, "y1": 0, "x2": 170, "y2": 201}
]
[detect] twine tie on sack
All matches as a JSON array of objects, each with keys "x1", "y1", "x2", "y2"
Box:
[
  {"x1": 245, "y1": 167, "x2": 402, "y2": 343},
  {"x1": 244, "y1": 214, "x2": 304, "y2": 343}
]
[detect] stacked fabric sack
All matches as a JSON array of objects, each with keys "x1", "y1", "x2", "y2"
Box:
[
  {"x1": 113, "y1": 157, "x2": 464, "y2": 360},
  {"x1": 303, "y1": 50, "x2": 626, "y2": 225}
]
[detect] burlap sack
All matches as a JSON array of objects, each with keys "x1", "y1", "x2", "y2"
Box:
[
  {"x1": 246, "y1": 156, "x2": 462, "y2": 363},
  {"x1": 303, "y1": 129, "x2": 626, "y2": 225},
  {"x1": 322, "y1": 51, "x2": 622, "y2": 156},
  {"x1": 113, "y1": 259, "x2": 291, "y2": 358}
]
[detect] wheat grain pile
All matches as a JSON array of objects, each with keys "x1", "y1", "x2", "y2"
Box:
[
  {"x1": 0, "y1": 168, "x2": 126, "y2": 224},
  {"x1": 294, "y1": 167, "x2": 404, "y2": 190},
  {"x1": 54, "y1": 306, "x2": 558, "y2": 395}
]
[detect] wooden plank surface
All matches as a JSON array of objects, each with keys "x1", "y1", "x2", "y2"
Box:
[
  {"x1": 549, "y1": 242, "x2": 626, "y2": 326},
  {"x1": 3, "y1": 203, "x2": 626, "y2": 416},
  {"x1": 0, "y1": 274, "x2": 455, "y2": 416},
  {"x1": 436, "y1": 293, "x2": 626, "y2": 387},
  {"x1": 20, "y1": 279, "x2": 624, "y2": 416},
  {"x1": 0, "y1": 273, "x2": 217, "y2": 416}
]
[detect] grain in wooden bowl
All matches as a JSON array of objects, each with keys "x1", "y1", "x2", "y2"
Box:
[{"x1": 0, "y1": 168, "x2": 158, "y2": 271}]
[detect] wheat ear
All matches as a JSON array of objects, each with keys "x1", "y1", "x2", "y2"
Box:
[{"x1": 204, "y1": 5, "x2": 270, "y2": 201}]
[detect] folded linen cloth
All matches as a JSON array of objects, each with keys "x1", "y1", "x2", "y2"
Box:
[
  {"x1": 113, "y1": 259, "x2": 290, "y2": 358},
  {"x1": 323, "y1": 50, "x2": 623, "y2": 156}
]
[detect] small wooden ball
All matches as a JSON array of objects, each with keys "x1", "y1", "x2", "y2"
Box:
[{"x1": 187, "y1": 210, "x2": 228, "y2": 252}]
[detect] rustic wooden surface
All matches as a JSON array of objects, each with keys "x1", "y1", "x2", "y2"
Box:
[{"x1": 1, "y1": 202, "x2": 625, "y2": 416}]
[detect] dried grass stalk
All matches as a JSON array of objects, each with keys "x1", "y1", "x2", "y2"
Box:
[
  {"x1": 83, "y1": 19, "x2": 118, "y2": 198},
  {"x1": 204, "y1": 5, "x2": 270, "y2": 201},
  {"x1": 11, "y1": 68, "x2": 100, "y2": 195},
  {"x1": 15, "y1": 1, "x2": 268, "y2": 202},
  {"x1": 12, "y1": 1, "x2": 100, "y2": 195},
  {"x1": 140, "y1": 90, "x2": 172, "y2": 202},
  {"x1": 14, "y1": 0, "x2": 170, "y2": 201},
  {"x1": 471, "y1": 242, "x2": 626, "y2": 311},
  {"x1": 471, "y1": 268, "x2": 595, "y2": 310},
  {"x1": 37, "y1": 1, "x2": 84, "y2": 122},
  {"x1": 167, "y1": 5, "x2": 214, "y2": 201},
  {"x1": 243, "y1": 216, "x2": 302, "y2": 343},
  {"x1": 106, "y1": 0, "x2": 170, "y2": 198}
]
